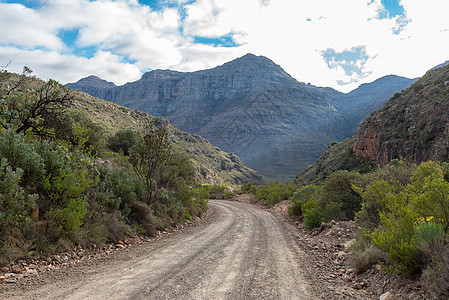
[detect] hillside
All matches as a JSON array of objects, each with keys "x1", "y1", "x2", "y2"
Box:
[
  {"x1": 296, "y1": 63, "x2": 449, "y2": 184},
  {"x1": 68, "y1": 54, "x2": 414, "y2": 181},
  {"x1": 70, "y1": 89, "x2": 263, "y2": 185}
]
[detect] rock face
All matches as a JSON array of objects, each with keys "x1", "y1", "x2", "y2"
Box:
[
  {"x1": 352, "y1": 64, "x2": 449, "y2": 166},
  {"x1": 68, "y1": 54, "x2": 415, "y2": 180}
]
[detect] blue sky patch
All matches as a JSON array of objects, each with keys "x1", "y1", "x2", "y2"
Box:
[
  {"x1": 192, "y1": 33, "x2": 239, "y2": 48},
  {"x1": 321, "y1": 46, "x2": 371, "y2": 85},
  {"x1": 1, "y1": 0, "x2": 43, "y2": 9},
  {"x1": 58, "y1": 29, "x2": 79, "y2": 48},
  {"x1": 371, "y1": 0, "x2": 409, "y2": 34},
  {"x1": 137, "y1": 0, "x2": 178, "y2": 11},
  {"x1": 72, "y1": 46, "x2": 97, "y2": 59}
]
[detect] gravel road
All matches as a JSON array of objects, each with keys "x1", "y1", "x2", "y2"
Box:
[{"x1": 3, "y1": 200, "x2": 324, "y2": 300}]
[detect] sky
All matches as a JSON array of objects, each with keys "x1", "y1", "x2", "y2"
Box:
[{"x1": 0, "y1": 0, "x2": 448, "y2": 92}]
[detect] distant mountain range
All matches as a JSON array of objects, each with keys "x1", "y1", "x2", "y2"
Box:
[
  {"x1": 296, "y1": 62, "x2": 449, "y2": 185},
  {"x1": 67, "y1": 54, "x2": 416, "y2": 181}
]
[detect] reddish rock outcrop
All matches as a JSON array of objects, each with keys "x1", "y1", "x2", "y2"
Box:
[{"x1": 353, "y1": 126, "x2": 381, "y2": 162}]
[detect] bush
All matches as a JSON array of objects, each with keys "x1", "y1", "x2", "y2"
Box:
[
  {"x1": 319, "y1": 170, "x2": 363, "y2": 221},
  {"x1": 421, "y1": 242, "x2": 449, "y2": 300},
  {"x1": 107, "y1": 129, "x2": 139, "y2": 156},
  {"x1": 42, "y1": 150, "x2": 98, "y2": 241},
  {"x1": 415, "y1": 220, "x2": 444, "y2": 248},
  {"x1": 0, "y1": 129, "x2": 45, "y2": 185},
  {"x1": 254, "y1": 181, "x2": 297, "y2": 206},
  {"x1": 301, "y1": 197, "x2": 324, "y2": 230},
  {"x1": 0, "y1": 158, "x2": 37, "y2": 238},
  {"x1": 288, "y1": 185, "x2": 320, "y2": 217},
  {"x1": 357, "y1": 161, "x2": 449, "y2": 276},
  {"x1": 239, "y1": 183, "x2": 257, "y2": 194},
  {"x1": 351, "y1": 244, "x2": 386, "y2": 274},
  {"x1": 96, "y1": 169, "x2": 143, "y2": 214}
]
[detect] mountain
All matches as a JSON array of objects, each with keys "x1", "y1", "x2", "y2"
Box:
[
  {"x1": 68, "y1": 89, "x2": 263, "y2": 185},
  {"x1": 296, "y1": 62, "x2": 449, "y2": 185},
  {"x1": 67, "y1": 54, "x2": 415, "y2": 181}
]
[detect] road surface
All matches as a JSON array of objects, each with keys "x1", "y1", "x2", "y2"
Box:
[{"x1": 3, "y1": 200, "x2": 320, "y2": 299}]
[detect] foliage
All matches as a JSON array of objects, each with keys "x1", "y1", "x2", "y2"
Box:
[
  {"x1": 129, "y1": 121, "x2": 172, "y2": 204},
  {"x1": 288, "y1": 185, "x2": 320, "y2": 217},
  {"x1": 0, "y1": 158, "x2": 37, "y2": 237},
  {"x1": 96, "y1": 169, "x2": 143, "y2": 215},
  {"x1": 239, "y1": 183, "x2": 257, "y2": 194},
  {"x1": 302, "y1": 197, "x2": 324, "y2": 230},
  {"x1": 107, "y1": 129, "x2": 139, "y2": 156},
  {"x1": 319, "y1": 170, "x2": 363, "y2": 221},
  {"x1": 354, "y1": 161, "x2": 449, "y2": 276},
  {"x1": 253, "y1": 181, "x2": 297, "y2": 206},
  {"x1": 43, "y1": 150, "x2": 98, "y2": 240},
  {"x1": 0, "y1": 68, "x2": 73, "y2": 138},
  {"x1": 0, "y1": 69, "x2": 210, "y2": 264},
  {"x1": 0, "y1": 129, "x2": 45, "y2": 185}
]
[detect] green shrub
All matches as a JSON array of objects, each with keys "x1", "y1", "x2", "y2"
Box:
[
  {"x1": 0, "y1": 129, "x2": 45, "y2": 185},
  {"x1": 43, "y1": 150, "x2": 98, "y2": 240},
  {"x1": 288, "y1": 185, "x2": 320, "y2": 217},
  {"x1": 303, "y1": 207, "x2": 324, "y2": 230},
  {"x1": 415, "y1": 220, "x2": 444, "y2": 248},
  {"x1": 239, "y1": 183, "x2": 257, "y2": 194},
  {"x1": 319, "y1": 170, "x2": 363, "y2": 221},
  {"x1": 97, "y1": 169, "x2": 143, "y2": 214},
  {"x1": 302, "y1": 198, "x2": 324, "y2": 230},
  {"x1": 0, "y1": 158, "x2": 37, "y2": 236},
  {"x1": 254, "y1": 181, "x2": 297, "y2": 206},
  {"x1": 107, "y1": 129, "x2": 139, "y2": 156}
]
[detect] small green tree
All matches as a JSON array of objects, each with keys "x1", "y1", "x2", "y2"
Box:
[
  {"x1": 129, "y1": 121, "x2": 172, "y2": 204},
  {"x1": 107, "y1": 129, "x2": 139, "y2": 156},
  {"x1": 0, "y1": 68, "x2": 73, "y2": 138}
]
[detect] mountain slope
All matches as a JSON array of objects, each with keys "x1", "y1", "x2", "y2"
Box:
[
  {"x1": 296, "y1": 63, "x2": 449, "y2": 185},
  {"x1": 69, "y1": 89, "x2": 263, "y2": 185},
  {"x1": 68, "y1": 54, "x2": 414, "y2": 181}
]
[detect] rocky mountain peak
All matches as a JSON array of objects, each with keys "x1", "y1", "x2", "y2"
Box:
[
  {"x1": 212, "y1": 53, "x2": 294, "y2": 82},
  {"x1": 141, "y1": 69, "x2": 185, "y2": 81},
  {"x1": 71, "y1": 75, "x2": 116, "y2": 89}
]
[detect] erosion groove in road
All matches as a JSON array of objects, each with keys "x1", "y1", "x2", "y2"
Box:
[{"x1": 5, "y1": 200, "x2": 316, "y2": 300}]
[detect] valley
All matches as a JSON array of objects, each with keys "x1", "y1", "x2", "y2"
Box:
[{"x1": 68, "y1": 54, "x2": 416, "y2": 181}]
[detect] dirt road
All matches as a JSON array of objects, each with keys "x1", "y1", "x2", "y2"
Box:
[{"x1": 2, "y1": 200, "x2": 334, "y2": 299}]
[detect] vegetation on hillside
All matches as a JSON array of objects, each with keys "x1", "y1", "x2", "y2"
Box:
[
  {"x1": 290, "y1": 160, "x2": 449, "y2": 298},
  {"x1": 70, "y1": 88, "x2": 264, "y2": 186},
  {"x1": 0, "y1": 69, "x2": 211, "y2": 265}
]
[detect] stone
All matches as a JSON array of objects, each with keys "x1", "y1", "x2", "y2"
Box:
[
  {"x1": 117, "y1": 240, "x2": 125, "y2": 245},
  {"x1": 0, "y1": 276, "x2": 5, "y2": 284},
  {"x1": 379, "y1": 291, "x2": 394, "y2": 300},
  {"x1": 1, "y1": 266, "x2": 10, "y2": 273},
  {"x1": 6, "y1": 278, "x2": 17, "y2": 284},
  {"x1": 11, "y1": 265, "x2": 21, "y2": 274},
  {"x1": 353, "y1": 282, "x2": 363, "y2": 290},
  {"x1": 344, "y1": 275, "x2": 353, "y2": 282},
  {"x1": 445, "y1": 81, "x2": 449, "y2": 87}
]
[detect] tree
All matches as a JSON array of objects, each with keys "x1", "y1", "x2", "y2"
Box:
[
  {"x1": 0, "y1": 68, "x2": 73, "y2": 138},
  {"x1": 107, "y1": 129, "x2": 139, "y2": 155},
  {"x1": 129, "y1": 120, "x2": 173, "y2": 204}
]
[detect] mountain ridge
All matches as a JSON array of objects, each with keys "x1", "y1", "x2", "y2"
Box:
[{"x1": 67, "y1": 54, "x2": 416, "y2": 181}]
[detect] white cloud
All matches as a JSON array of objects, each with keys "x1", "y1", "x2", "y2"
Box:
[
  {"x1": 0, "y1": 46, "x2": 141, "y2": 85},
  {"x1": 0, "y1": 0, "x2": 448, "y2": 92}
]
